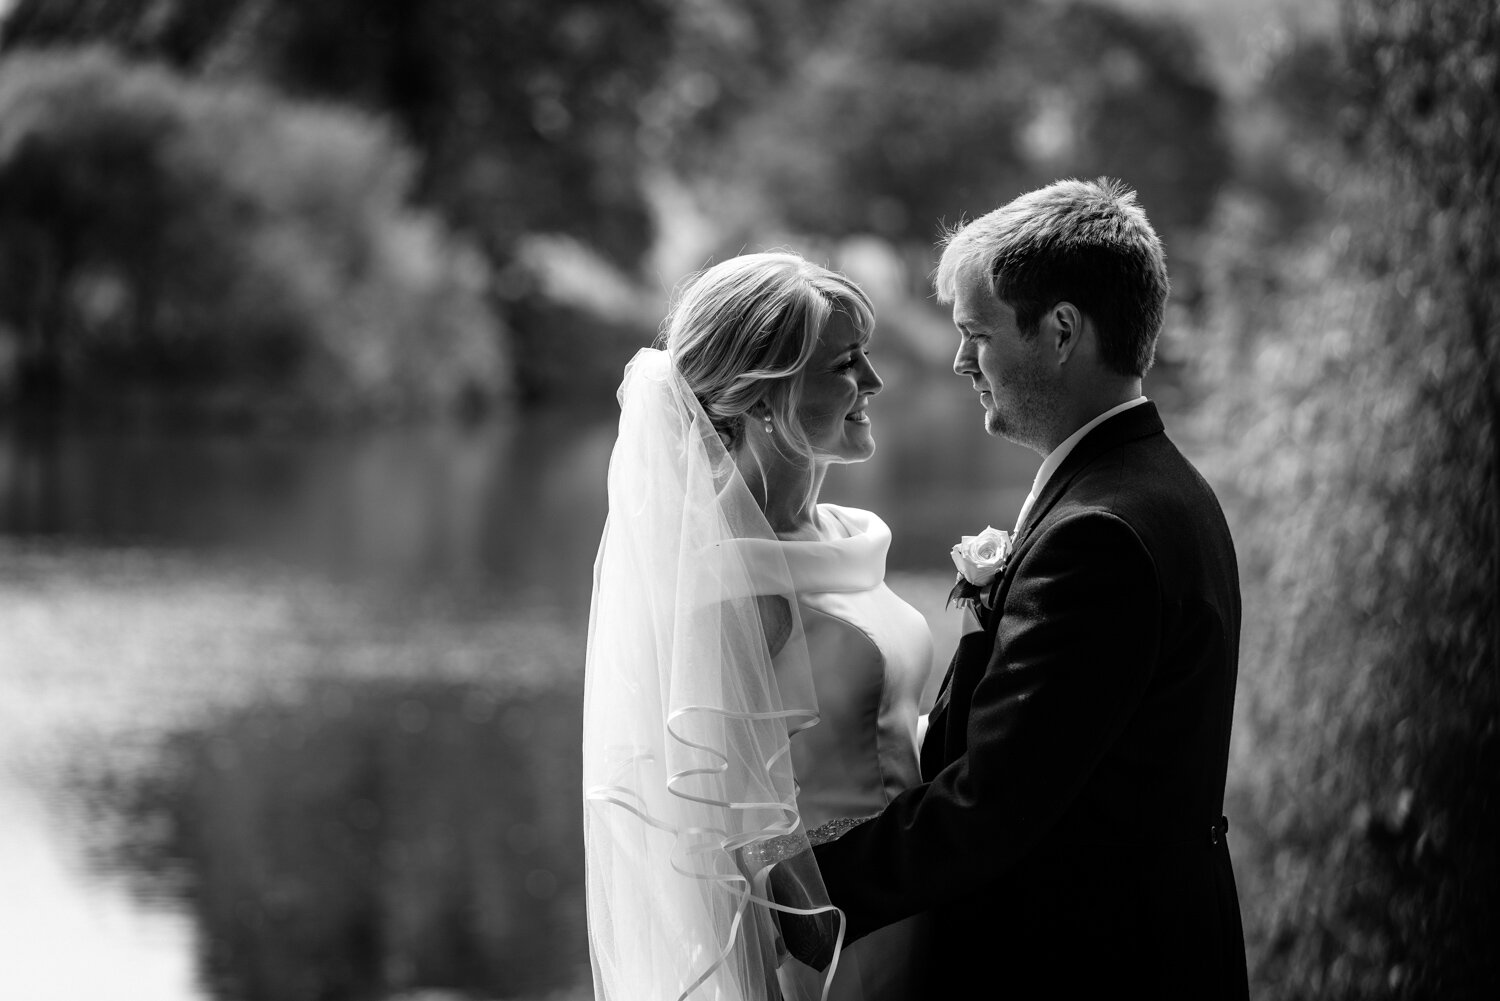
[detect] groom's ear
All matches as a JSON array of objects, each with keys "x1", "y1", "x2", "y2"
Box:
[{"x1": 1049, "y1": 302, "x2": 1084, "y2": 365}]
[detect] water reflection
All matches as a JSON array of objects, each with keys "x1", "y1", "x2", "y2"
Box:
[
  {"x1": 0, "y1": 372, "x2": 1041, "y2": 1000},
  {"x1": 0, "y1": 780, "x2": 199, "y2": 999},
  {"x1": 0, "y1": 415, "x2": 616, "y2": 608},
  {"x1": 77, "y1": 679, "x2": 585, "y2": 1001},
  {"x1": 0, "y1": 373, "x2": 1037, "y2": 584}
]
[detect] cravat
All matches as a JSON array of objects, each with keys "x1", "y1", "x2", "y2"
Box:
[{"x1": 1013, "y1": 490, "x2": 1037, "y2": 536}]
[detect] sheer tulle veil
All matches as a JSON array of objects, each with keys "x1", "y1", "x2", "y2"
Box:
[{"x1": 583, "y1": 347, "x2": 844, "y2": 1000}]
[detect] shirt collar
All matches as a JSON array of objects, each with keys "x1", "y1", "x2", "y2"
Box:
[{"x1": 1028, "y1": 396, "x2": 1149, "y2": 501}]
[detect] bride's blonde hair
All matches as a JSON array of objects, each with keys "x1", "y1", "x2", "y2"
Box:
[{"x1": 661, "y1": 251, "x2": 874, "y2": 466}]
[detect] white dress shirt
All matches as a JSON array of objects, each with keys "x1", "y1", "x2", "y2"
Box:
[{"x1": 1013, "y1": 396, "x2": 1149, "y2": 534}]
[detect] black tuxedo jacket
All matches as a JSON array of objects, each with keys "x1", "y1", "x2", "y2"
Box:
[{"x1": 811, "y1": 402, "x2": 1249, "y2": 998}]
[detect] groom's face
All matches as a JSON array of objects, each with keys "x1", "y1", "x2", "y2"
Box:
[{"x1": 951, "y1": 265, "x2": 1051, "y2": 445}]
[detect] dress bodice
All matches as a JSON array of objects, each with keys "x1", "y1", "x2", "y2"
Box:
[{"x1": 769, "y1": 504, "x2": 934, "y2": 829}]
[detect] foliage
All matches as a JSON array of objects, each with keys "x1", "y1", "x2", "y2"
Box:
[
  {"x1": 635, "y1": 0, "x2": 847, "y2": 163},
  {"x1": 0, "y1": 46, "x2": 508, "y2": 419},
  {"x1": 0, "y1": 0, "x2": 744, "y2": 403},
  {"x1": 1, "y1": 0, "x2": 683, "y2": 269},
  {"x1": 0, "y1": 0, "x2": 1234, "y2": 253},
  {"x1": 1188, "y1": 2, "x2": 1500, "y2": 995},
  {"x1": 0, "y1": 0, "x2": 1243, "y2": 405},
  {"x1": 0, "y1": 0, "x2": 241, "y2": 66},
  {"x1": 716, "y1": 0, "x2": 1230, "y2": 246}
]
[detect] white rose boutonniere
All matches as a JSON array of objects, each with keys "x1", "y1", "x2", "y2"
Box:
[{"x1": 947, "y1": 526, "x2": 1013, "y2": 609}]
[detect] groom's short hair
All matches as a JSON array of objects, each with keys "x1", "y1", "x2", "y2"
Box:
[{"x1": 934, "y1": 178, "x2": 1168, "y2": 377}]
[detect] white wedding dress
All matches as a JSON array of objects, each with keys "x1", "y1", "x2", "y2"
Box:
[
  {"x1": 584, "y1": 349, "x2": 933, "y2": 1001},
  {"x1": 767, "y1": 503, "x2": 935, "y2": 1001}
]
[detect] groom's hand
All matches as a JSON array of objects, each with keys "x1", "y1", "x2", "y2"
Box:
[{"x1": 766, "y1": 859, "x2": 840, "y2": 971}]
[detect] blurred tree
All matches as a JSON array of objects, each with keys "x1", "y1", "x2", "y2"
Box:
[
  {"x1": 0, "y1": 0, "x2": 1238, "y2": 404},
  {"x1": 0, "y1": 0, "x2": 242, "y2": 66},
  {"x1": 1, "y1": 0, "x2": 679, "y2": 269},
  {"x1": 716, "y1": 0, "x2": 1229, "y2": 246},
  {"x1": 1, "y1": 0, "x2": 1230, "y2": 256},
  {"x1": 1346, "y1": 0, "x2": 1500, "y2": 628},
  {"x1": 0, "y1": 47, "x2": 508, "y2": 419},
  {"x1": 1336, "y1": 0, "x2": 1500, "y2": 993},
  {"x1": 635, "y1": 0, "x2": 845, "y2": 162},
  {"x1": 1188, "y1": 1, "x2": 1499, "y2": 997},
  {"x1": 0, "y1": 0, "x2": 742, "y2": 403}
]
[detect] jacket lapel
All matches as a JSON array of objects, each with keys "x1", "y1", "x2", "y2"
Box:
[
  {"x1": 1012, "y1": 402, "x2": 1165, "y2": 551},
  {"x1": 980, "y1": 402, "x2": 1164, "y2": 644},
  {"x1": 928, "y1": 404, "x2": 1166, "y2": 724}
]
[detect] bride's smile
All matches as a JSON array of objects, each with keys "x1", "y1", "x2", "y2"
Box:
[{"x1": 794, "y1": 311, "x2": 884, "y2": 463}]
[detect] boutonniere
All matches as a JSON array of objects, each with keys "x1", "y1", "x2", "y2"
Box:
[{"x1": 946, "y1": 526, "x2": 1013, "y2": 609}]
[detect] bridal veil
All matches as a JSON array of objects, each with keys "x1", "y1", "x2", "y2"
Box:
[{"x1": 583, "y1": 348, "x2": 844, "y2": 1001}]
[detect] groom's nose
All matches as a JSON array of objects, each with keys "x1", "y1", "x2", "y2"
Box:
[{"x1": 954, "y1": 339, "x2": 977, "y2": 378}]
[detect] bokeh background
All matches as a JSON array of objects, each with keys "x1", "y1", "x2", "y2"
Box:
[{"x1": 0, "y1": 0, "x2": 1495, "y2": 998}]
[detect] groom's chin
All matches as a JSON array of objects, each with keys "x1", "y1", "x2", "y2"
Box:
[{"x1": 984, "y1": 412, "x2": 1026, "y2": 446}]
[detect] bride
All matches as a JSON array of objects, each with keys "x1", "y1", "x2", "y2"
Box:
[{"x1": 583, "y1": 252, "x2": 932, "y2": 1000}]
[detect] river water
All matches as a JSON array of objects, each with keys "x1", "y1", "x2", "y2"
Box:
[{"x1": 0, "y1": 370, "x2": 1045, "y2": 1000}]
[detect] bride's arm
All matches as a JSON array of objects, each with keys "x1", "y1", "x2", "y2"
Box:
[{"x1": 756, "y1": 593, "x2": 792, "y2": 658}]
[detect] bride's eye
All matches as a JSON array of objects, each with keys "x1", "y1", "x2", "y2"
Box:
[{"x1": 837, "y1": 350, "x2": 870, "y2": 372}]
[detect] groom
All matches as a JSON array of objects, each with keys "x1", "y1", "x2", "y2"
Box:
[{"x1": 791, "y1": 178, "x2": 1250, "y2": 997}]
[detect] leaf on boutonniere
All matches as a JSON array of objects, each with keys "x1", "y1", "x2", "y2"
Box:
[{"x1": 946, "y1": 573, "x2": 983, "y2": 609}]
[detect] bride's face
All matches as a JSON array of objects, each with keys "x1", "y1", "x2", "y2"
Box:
[{"x1": 793, "y1": 311, "x2": 883, "y2": 463}]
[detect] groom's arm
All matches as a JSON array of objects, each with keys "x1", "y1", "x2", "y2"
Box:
[{"x1": 810, "y1": 510, "x2": 1162, "y2": 941}]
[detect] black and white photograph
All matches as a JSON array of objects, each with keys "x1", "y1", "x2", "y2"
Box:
[{"x1": 0, "y1": 1, "x2": 1494, "y2": 999}]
